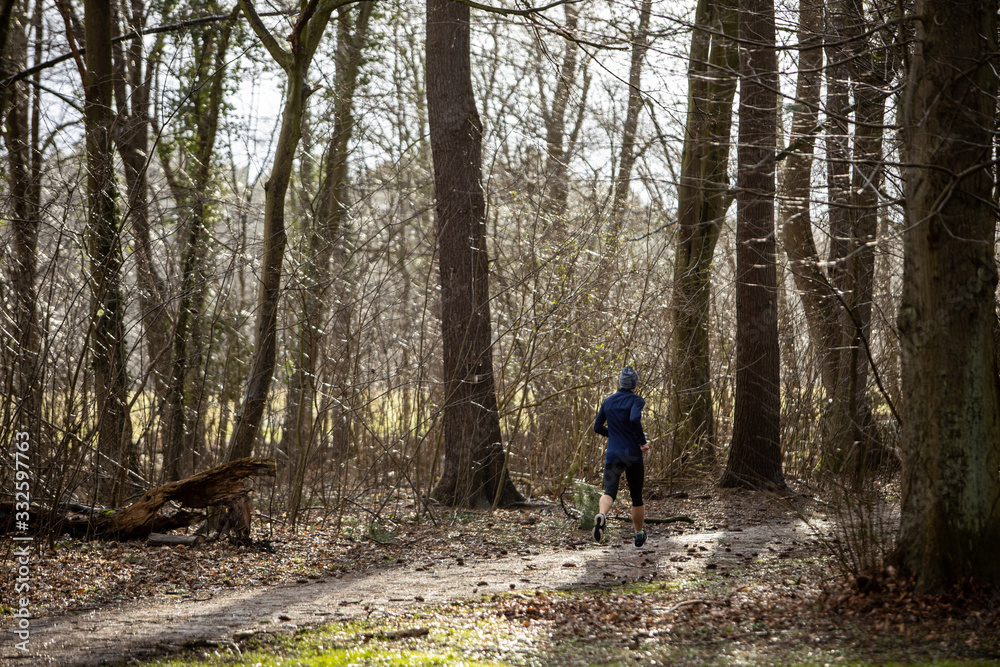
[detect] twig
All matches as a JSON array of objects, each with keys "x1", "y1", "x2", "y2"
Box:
[
  {"x1": 559, "y1": 494, "x2": 582, "y2": 521},
  {"x1": 453, "y1": 0, "x2": 579, "y2": 17},
  {"x1": 662, "y1": 598, "x2": 711, "y2": 614}
]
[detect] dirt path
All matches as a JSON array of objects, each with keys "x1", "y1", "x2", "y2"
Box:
[{"x1": 1, "y1": 519, "x2": 819, "y2": 666}]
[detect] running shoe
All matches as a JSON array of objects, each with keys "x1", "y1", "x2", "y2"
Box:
[
  {"x1": 634, "y1": 529, "x2": 647, "y2": 549},
  {"x1": 593, "y1": 513, "x2": 607, "y2": 542}
]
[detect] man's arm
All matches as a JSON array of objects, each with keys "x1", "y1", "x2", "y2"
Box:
[
  {"x1": 630, "y1": 397, "x2": 647, "y2": 445},
  {"x1": 594, "y1": 402, "x2": 609, "y2": 437}
]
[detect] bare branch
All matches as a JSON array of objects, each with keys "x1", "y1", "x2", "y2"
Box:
[
  {"x1": 452, "y1": 0, "x2": 580, "y2": 18},
  {"x1": 238, "y1": 0, "x2": 293, "y2": 69},
  {"x1": 0, "y1": 10, "x2": 292, "y2": 90}
]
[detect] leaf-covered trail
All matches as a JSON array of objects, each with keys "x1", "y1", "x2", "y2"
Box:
[{"x1": 1, "y1": 512, "x2": 819, "y2": 666}]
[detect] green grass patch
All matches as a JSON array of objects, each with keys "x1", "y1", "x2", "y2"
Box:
[
  {"x1": 149, "y1": 645, "x2": 505, "y2": 667},
  {"x1": 143, "y1": 613, "x2": 526, "y2": 667}
]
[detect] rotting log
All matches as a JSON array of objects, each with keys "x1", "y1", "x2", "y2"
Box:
[
  {"x1": 0, "y1": 457, "x2": 275, "y2": 540},
  {"x1": 103, "y1": 456, "x2": 275, "y2": 539},
  {"x1": 215, "y1": 491, "x2": 254, "y2": 543}
]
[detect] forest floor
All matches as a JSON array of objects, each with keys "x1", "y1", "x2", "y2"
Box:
[{"x1": 1, "y1": 482, "x2": 999, "y2": 666}]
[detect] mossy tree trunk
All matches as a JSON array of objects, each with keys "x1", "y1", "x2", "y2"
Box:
[{"x1": 894, "y1": 0, "x2": 1000, "y2": 594}]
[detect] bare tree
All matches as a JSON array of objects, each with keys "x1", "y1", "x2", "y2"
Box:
[
  {"x1": 817, "y1": 0, "x2": 894, "y2": 472},
  {"x1": 225, "y1": 0, "x2": 345, "y2": 462},
  {"x1": 607, "y1": 0, "x2": 653, "y2": 249},
  {"x1": 110, "y1": 0, "x2": 170, "y2": 397},
  {"x1": 539, "y1": 2, "x2": 586, "y2": 222},
  {"x1": 158, "y1": 3, "x2": 237, "y2": 480},
  {"x1": 2, "y1": 0, "x2": 42, "y2": 437},
  {"x1": 285, "y1": 1, "x2": 373, "y2": 524},
  {"x1": 779, "y1": 0, "x2": 832, "y2": 442}
]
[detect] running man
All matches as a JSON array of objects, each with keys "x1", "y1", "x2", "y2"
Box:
[{"x1": 592, "y1": 365, "x2": 649, "y2": 548}]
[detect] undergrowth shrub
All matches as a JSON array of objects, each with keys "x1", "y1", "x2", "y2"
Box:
[
  {"x1": 811, "y1": 473, "x2": 899, "y2": 586},
  {"x1": 573, "y1": 482, "x2": 601, "y2": 530}
]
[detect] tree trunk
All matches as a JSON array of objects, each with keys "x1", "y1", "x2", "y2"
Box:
[
  {"x1": 3, "y1": 0, "x2": 42, "y2": 438},
  {"x1": 0, "y1": 0, "x2": 18, "y2": 98},
  {"x1": 719, "y1": 0, "x2": 785, "y2": 490},
  {"x1": 226, "y1": 0, "x2": 339, "y2": 462},
  {"x1": 541, "y1": 2, "x2": 581, "y2": 221},
  {"x1": 85, "y1": 0, "x2": 137, "y2": 506},
  {"x1": 824, "y1": 0, "x2": 851, "y2": 284},
  {"x1": 606, "y1": 0, "x2": 652, "y2": 250},
  {"x1": 820, "y1": 0, "x2": 891, "y2": 472},
  {"x1": 782, "y1": 0, "x2": 894, "y2": 474},
  {"x1": 286, "y1": 1, "x2": 372, "y2": 525},
  {"x1": 426, "y1": 0, "x2": 522, "y2": 508},
  {"x1": 894, "y1": 0, "x2": 1000, "y2": 593},
  {"x1": 780, "y1": 0, "x2": 894, "y2": 475},
  {"x1": 669, "y1": 0, "x2": 738, "y2": 466},
  {"x1": 779, "y1": 0, "x2": 829, "y2": 374},
  {"x1": 160, "y1": 10, "x2": 234, "y2": 480},
  {"x1": 2, "y1": 457, "x2": 275, "y2": 539},
  {"x1": 837, "y1": 71, "x2": 887, "y2": 473},
  {"x1": 110, "y1": 0, "x2": 170, "y2": 397}
]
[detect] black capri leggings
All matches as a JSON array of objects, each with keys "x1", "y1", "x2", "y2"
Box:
[{"x1": 603, "y1": 456, "x2": 644, "y2": 507}]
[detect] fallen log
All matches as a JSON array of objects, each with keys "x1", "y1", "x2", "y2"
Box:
[
  {"x1": 102, "y1": 456, "x2": 275, "y2": 539},
  {"x1": 1, "y1": 457, "x2": 275, "y2": 540}
]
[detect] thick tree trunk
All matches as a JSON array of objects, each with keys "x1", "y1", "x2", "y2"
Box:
[
  {"x1": 719, "y1": 0, "x2": 785, "y2": 490},
  {"x1": 669, "y1": 0, "x2": 738, "y2": 466},
  {"x1": 426, "y1": 0, "x2": 521, "y2": 508},
  {"x1": 894, "y1": 0, "x2": 1000, "y2": 593},
  {"x1": 85, "y1": 0, "x2": 137, "y2": 506}
]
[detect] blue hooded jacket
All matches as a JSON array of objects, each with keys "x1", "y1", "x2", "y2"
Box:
[{"x1": 594, "y1": 389, "x2": 647, "y2": 463}]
